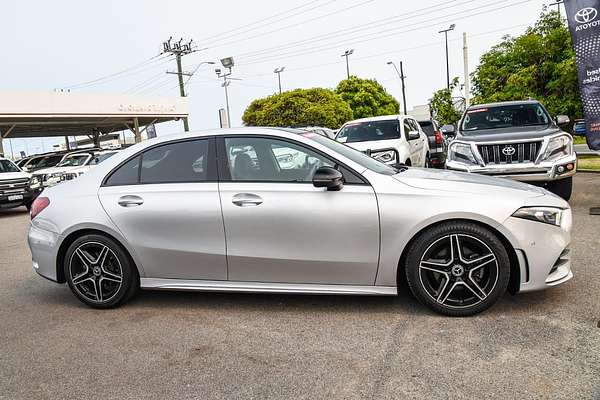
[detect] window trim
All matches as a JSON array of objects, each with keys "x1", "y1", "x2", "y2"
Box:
[
  {"x1": 102, "y1": 137, "x2": 217, "y2": 187},
  {"x1": 216, "y1": 135, "x2": 369, "y2": 185}
]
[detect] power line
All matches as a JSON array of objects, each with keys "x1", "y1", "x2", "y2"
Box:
[{"x1": 238, "y1": 0, "x2": 532, "y2": 66}]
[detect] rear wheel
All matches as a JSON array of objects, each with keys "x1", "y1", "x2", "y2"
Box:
[
  {"x1": 64, "y1": 234, "x2": 138, "y2": 309},
  {"x1": 405, "y1": 221, "x2": 510, "y2": 317},
  {"x1": 546, "y1": 177, "x2": 572, "y2": 201}
]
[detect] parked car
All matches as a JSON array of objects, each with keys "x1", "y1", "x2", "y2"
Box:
[
  {"x1": 28, "y1": 127, "x2": 572, "y2": 316},
  {"x1": 0, "y1": 156, "x2": 42, "y2": 209},
  {"x1": 58, "y1": 150, "x2": 121, "y2": 182},
  {"x1": 335, "y1": 115, "x2": 430, "y2": 167},
  {"x1": 32, "y1": 150, "x2": 96, "y2": 188},
  {"x1": 417, "y1": 119, "x2": 447, "y2": 168},
  {"x1": 298, "y1": 126, "x2": 336, "y2": 139},
  {"x1": 444, "y1": 100, "x2": 576, "y2": 200},
  {"x1": 573, "y1": 119, "x2": 586, "y2": 136}
]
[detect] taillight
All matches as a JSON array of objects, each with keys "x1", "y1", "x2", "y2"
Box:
[
  {"x1": 434, "y1": 131, "x2": 443, "y2": 145},
  {"x1": 30, "y1": 197, "x2": 50, "y2": 220}
]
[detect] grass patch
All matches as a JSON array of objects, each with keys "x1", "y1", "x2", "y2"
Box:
[
  {"x1": 573, "y1": 135, "x2": 587, "y2": 145},
  {"x1": 578, "y1": 155, "x2": 600, "y2": 171}
]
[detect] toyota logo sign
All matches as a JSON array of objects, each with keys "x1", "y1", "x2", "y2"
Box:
[
  {"x1": 502, "y1": 146, "x2": 516, "y2": 156},
  {"x1": 575, "y1": 7, "x2": 598, "y2": 24}
]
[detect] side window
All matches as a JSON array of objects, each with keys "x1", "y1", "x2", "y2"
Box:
[
  {"x1": 403, "y1": 119, "x2": 412, "y2": 140},
  {"x1": 105, "y1": 156, "x2": 140, "y2": 186},
  {"x1": 224, "y1": 137, "x2": 335, "y2": 183},
  {"x1": 140, "y1": 139, "x2": 210, "y2": 184}
]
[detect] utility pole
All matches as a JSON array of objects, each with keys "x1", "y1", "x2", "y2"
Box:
[
  {"x1": 387, "y1": 61, "x2": 407, "y2": 115},
  {"x1": 439, "y1": 24, "x2": 456, "y2": 89},
  {"x1": 274, "y1": 67, "x2": 285, "y2": 94},
  {"x1": 162, "y1": 37, "x2": 195, "y2": 131},
  {"x1": 463, "y1": 32, "x2": 470, "y2": 107},
  {"x1": 341, "y1": 49, "x2": 354, "y2": 79}
]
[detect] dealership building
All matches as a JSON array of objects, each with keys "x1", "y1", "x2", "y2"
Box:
[{"x1": 0, "y1": 91, "x2": 188, "y2": 158}]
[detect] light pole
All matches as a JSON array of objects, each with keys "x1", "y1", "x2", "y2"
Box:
[
  {"x1": 387, "y1": 61, "x2": 407, "y2": 115},
  {"x1": 216, "y1": 57, "x2": 238, "y2": 128},
  {"x1": 274, "y1": 67, "x2": 285, "y2": 94},
  {"x1": 439, "y1": 24, "x2": 456, "y2": 89},
  {"x1": 549, "y1": 1, "x2": 564, "y2": 18},
  {"x1": 341, "y1": 49, "x2": 354, "y2": 79}
]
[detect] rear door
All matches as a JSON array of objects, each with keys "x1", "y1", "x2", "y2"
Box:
[{"x1": 98, "y1": 137, "x2": 227, "y2": 281}]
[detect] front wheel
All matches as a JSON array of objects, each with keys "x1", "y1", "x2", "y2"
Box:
[
  {"x1": 405, "y1": 221, "x2": 510, "y2": 317},
  {"x1": 64, "y1": 234, "x2": 139, "y2": 309},
  {"x1": 546, "y1": 177, "x2": 572, "y2": 201}
]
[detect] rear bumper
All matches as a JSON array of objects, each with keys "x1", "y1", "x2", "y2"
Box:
[
  {"x1": 28, "y1": 223, "x2": 61, "y2": 282},
  {"x1": 446, "y1": 154, "x2": 577, "y2": 182}
]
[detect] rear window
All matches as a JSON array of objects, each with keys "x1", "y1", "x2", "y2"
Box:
[{"x1": 418, "y1": 121, "x2": 435, "y2": 136}]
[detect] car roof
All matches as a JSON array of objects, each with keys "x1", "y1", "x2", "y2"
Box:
[{"x1": 468, "y1": 100, "x2": 541, "y2": 109}]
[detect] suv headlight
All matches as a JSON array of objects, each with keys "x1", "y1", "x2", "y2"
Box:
[
  {"x1": 542, "y1": 134, "x2": 572, "y2": 162},
  {"x1": 29, "y1": 176, "x2": 41, "y2": 189},
  {"x1": 371, "y1": 150, "x2": 396, "y2": 163},
  {"x1": 512, "y1": 206, "x2": 564, "y2": 226},
  {"x1": 448, "y1": 142, "x2": 478, "y2": 165}
]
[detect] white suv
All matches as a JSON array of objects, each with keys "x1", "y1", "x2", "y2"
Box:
[{"x1": 335, "y1": 115, "x2": 430, "y2": 167}]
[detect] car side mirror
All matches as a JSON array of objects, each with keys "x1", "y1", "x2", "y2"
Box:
[
  {"x1": 441, "y1": 124, "x2": 456, "y2": 136},
  {"x1": 313, "y1": 166, "x2": 344, "y2": 191},
  {"x1": 556, "y1": 115, "x2": 570, "y2": 127},
  {"x1": 407, "y1": 130, "x2": 420, "y2": 140},
  {"x1": 336, "y1": 136, "x2": 348, "y2": 143}
]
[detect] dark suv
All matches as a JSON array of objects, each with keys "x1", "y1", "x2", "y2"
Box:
[{"x1": 417, "y1": 119, "x2": 446, "y2": 168}]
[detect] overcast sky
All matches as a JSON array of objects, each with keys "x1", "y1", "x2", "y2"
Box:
[{"x1": 2, "y1": 0, "x2": 552, "y2": 156}]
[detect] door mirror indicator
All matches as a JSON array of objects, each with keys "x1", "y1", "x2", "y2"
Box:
[{"x1": 312, "y1": 166, "x2": 344, "y2": 191}]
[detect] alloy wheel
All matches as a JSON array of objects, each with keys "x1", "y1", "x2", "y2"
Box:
[
  {"x1": 418, "y1": 234, "x2": 499, "y2": 309},
  {"x1": 68, "y1": 242, "x2": 123, "y2": 303}
]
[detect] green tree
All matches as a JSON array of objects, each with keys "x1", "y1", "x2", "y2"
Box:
[
  {"x1": 471, "y1": 9, "x2": 582, "y2": 119},
  {"x1": 335, "y1": 76, "x2": 399, "y2": 119},
  {"x1": 242, "y1": 88, "x2": 353, "y2": 129},
  {"x1": 430, "y1": 77, "x2": 463, "y2": 125}
]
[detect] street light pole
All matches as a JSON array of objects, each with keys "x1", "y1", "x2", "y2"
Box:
[
  {"x1": 387, "y1": 61, "x2": 407, "y2": 115},
  {"x1": 341, "y1": 49, "x2": 354, "y2": 79},
  {"x1": 549, "y1": 1, "x2": 564, "y2": 18},
  {"x1": 274, "y1": 67, "x2": 285, "y2": 94},
  {"x1": 439, "y1": 24, "x2": 456, "y2": 89}
]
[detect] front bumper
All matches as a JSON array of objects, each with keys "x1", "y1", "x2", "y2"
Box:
[
  {"x1": 446, "y1": 153, "x2": 577, "y2": 182},
  {"x1": 28, "y1": 223, "x2": 61, "y2": 282},
  {"x1": 503, "y1": 208, "x2": 573, "y2": 293},
  {"x1": 0, "y1": 188, "x2": 42, "y2": 208}
]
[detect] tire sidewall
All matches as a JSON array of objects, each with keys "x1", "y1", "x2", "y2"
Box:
[
  {"x1": 405, "y1": 222, "x2": 511, "y2": 317},
  {"x1": 64, "y1": 234, "x2": 136, "y2": 309}
]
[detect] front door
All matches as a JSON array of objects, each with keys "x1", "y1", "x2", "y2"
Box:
[
  {"x1": 98, "y1": 138, "x2": 227, "y2": 281},
  {"x1": 217, "y1": 136, "x2": 380, "y2": 285}
]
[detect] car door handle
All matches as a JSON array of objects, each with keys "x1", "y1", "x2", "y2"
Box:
[
  {"x1": 232, "y1": 193, "x2": 263, "y2": 207},
  {"x1": 118, "y1": 195, "x2": 144, "y2": 207}
]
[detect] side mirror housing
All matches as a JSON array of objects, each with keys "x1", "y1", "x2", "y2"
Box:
[
  {"x1": 408, "y1": 130, "x2": 420, "y2": 140},
  {"x1": 556, "y1": 115, "x2": 570, "y2": 127},
  {"x1": 441, "y1": 124, "x2": 456, "y2": 135},
  {"x1": 313, "y1": 166, "x2": 344, "y2": 191}
]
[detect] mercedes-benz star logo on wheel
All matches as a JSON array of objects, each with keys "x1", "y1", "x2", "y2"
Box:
[
  {"x1": 502, "y1": 146, "x2": 516, "y2": 156},
  {"x1": 575, "y1": 7, "x2": 598, "y2": 24}
]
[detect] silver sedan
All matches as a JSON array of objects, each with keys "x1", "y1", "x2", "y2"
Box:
[{"x1": 27, "y1": 128, "x2": 573, "y2": 316}]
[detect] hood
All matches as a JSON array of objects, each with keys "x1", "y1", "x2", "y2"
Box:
[
  {"x1": 344, "y1": 138, "x2": 401, "y2": 152},
  {"x1": 0, "y1": 171, "x2": 31, "y2": 180},
  {"x1": 457, "y1": 125, "x2": 562, "y2": 143},
  {"x1": 33, "y1": 166, "x2": 78, "y2": 176},
  {"x1": 394, "y1": 167, "x2": 547, "y2": 197}
]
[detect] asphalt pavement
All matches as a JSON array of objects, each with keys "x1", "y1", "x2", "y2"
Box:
[{"x1": 1, "y1": 174, "x2": 599, "y2": 400}]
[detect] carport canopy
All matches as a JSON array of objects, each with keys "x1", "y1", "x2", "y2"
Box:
[{"x1": 0, "y1": 91, "x2": 188, "y2": 154}]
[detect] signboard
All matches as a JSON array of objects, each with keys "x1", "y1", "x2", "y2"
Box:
[
  {"x1": 146, "y1": 123, "x2": 157, "y2": 139},
  {"x1": 565, "y1": 0, "x2": 600, "y2": 150}
]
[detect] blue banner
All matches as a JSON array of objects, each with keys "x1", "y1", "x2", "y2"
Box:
[{"x1": 565, "y1": 0, "x2": 600, "y2": 150}]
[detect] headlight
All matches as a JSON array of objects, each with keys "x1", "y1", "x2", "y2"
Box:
[
  {"x1": 371, "y1": 150, "x2": 396, "y2": 163},
  {"x1": 512, "y1": 206, "x2": 564, "y2": 226},
  {"x1": 542, "y1": 135, "x2": 572, "y2": 162},
  {"x1": 60, "y1": 172, "x2": 80, "y2": 181},
  {"x1": 29, "y1": 176, "x2": 41, "y2": 189},
  {"x1": 448, "y1": 142, "x2": 478, "y2": 165},
  {"x1": 50, "y1": 172, "x2": 63, "y2": 178}
]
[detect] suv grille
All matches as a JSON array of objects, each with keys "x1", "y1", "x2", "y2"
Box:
[
  {"x1": 478, "y1": 141, "x2": 542, "y2": 165},
  {"x1": 0, "y1": 178, "x2": 29, "y2": 194}
]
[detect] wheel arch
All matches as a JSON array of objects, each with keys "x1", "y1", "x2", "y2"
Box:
[
  {"x1": 55, "y1": 228, "x2": 141, "y2": 284},
  {"x1": 396, "y1": 218, "x2": 521, "y2": 295}
]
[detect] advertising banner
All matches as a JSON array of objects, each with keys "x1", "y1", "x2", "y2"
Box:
[{"x1": 565, "y1": 0, "x2": 600, "y2": 150}]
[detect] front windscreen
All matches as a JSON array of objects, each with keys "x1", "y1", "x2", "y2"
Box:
[
  {"x1": 461, "y1": 103, "x2": 550, "y2": 132},
  {"x1": 57, "y1": 154, "x2": 89, "y2": 167},
  {"x1": 336, "y1": 120, "x2": 401, "y2": 143},
  {"x1": 0, "y1": 160, "x2": 20, "y2": 173}
]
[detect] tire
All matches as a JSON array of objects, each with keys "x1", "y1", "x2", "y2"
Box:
[
  {"x1": 64, "y1": 234, "x2": 139, "y2": 309},
  {"x1": 424, "y1": 154, "x2": 431, "y2": 168},
  {"x1": 404, "y1": 221, "x2": 510, "y2": 317},
  {"x1": 546, "y1": 177, "x2": 573, "y2": 201}
]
